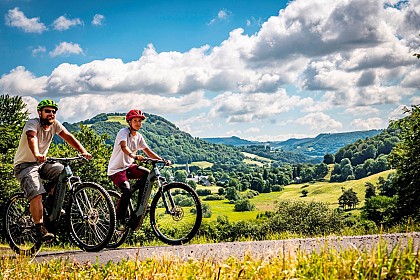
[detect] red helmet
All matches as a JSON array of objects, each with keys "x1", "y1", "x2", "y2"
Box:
[{"x1": 126, "y1": 109, "x2": 146, "y2": 122}]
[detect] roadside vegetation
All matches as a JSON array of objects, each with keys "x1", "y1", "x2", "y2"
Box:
[{"x1": 1, "y1": 237, "x2": 419, "y2": 279}]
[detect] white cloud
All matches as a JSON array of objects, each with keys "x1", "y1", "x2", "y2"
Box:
[
  {"x1": 52, "y1": 15, "x2": 83, "y2": 31},
  {"x1": 92, "y1": 14, "x2": 105, "y2": 26},
  {"x1": 345, "y1": 106, "x2": 380, "y2": 116},
  {"x1": 4, "y1": 7, "x2": 47, "y2": 33},
  {"x1": 208, "y1": 90, "x2": 307, "y2": 123},
  {"x1": 57, "y1": 91, "x2": 211, "y2": 123},
  {"x1": 49, "y1": 42, "x2": 84, "y2": 57},
  {"x1": 1, "y1": 0, "x2": 419, "y2": 138},
  {"x1": 0, "y1": 66, "x2": 47, "y2": 95},
  {"x1": 350, "y1": 117, "x2": 385, "y2": 130},
  {"x1": 208, "y1": 9, "x2": 232, "y2": 25},
  {"x1": 32, "y1": 46, "x2": 46, "y2": 56},
  {"x1": 295, "y1": 112, "x2": 342, "y2": 132}
]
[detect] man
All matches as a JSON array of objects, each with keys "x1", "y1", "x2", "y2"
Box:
[
  {"x1": 107, "y1": 109, "x2": 168, "y2": 230},
  {"x1": 14, "y1": 99, "x2": 92, "y2": 242}
]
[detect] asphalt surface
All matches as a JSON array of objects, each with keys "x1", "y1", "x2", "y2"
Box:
[{"x1": 29, "y1": 232, "x2": 420, "y2": 264}]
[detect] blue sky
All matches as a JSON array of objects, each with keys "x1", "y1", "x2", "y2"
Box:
[{"x1": 1, "y1": 0, "x2": 419, "y2": 141}]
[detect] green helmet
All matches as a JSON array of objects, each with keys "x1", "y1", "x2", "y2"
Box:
[{"x1": 37, "y1": 99, "x2": 59, "y2": 111}]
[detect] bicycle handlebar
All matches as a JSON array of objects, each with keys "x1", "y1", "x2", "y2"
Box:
[
  {"x1": 140, "y1": 157, "x2": 171, "y2": 166},
  {"x1": 46, "y1": 155, "x2": 89, "y2": 163}
]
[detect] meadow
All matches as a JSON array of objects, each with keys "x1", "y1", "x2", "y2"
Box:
[{"x1": 198, "y1": 169, "x2": 394, "y2": 222}]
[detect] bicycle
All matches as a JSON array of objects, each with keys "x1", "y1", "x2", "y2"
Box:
[
  {"x1": 107, "y1": 158, "x2": 202, "y2": 248},
  {"x1": 3, "y1": 156, "x2": 116, "y2": 256}
]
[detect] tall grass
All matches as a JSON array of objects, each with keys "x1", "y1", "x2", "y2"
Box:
[{"x1": 1, "y1": 238, "x2": 418, "y2": 279}]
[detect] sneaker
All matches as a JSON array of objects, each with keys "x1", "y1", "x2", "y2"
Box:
[
  {"x1": 36, "y1": 224, "x2": 55, "y2": 243},
  {"x1": 116, "y1": 220, "x2": 127, "y2": 231}
]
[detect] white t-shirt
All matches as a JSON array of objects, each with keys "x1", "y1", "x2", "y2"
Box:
[
  {"x1": 107, "y1": 128, "x2": 148, "y2": 176},
  {"x1": 14, "y1": 118, "x2": 66, "y2": 166}
]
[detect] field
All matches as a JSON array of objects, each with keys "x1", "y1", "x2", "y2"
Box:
[
  {"x1": 107, "y1": 115, "x2": 126, "y2": 125},
  {"x1": 197, "y1": 169, "x2": 394, "y2": 222}
]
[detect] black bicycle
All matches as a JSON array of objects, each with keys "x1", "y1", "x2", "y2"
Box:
[
  {"x1": 107, "y1": 158, "x2": 202, "y2": 248},
  {"x1": 3, "y1": 156, "x2": 116, "y2": 256}
]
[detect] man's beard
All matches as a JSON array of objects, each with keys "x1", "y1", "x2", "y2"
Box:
[{"x1": 40, "y1": 116, "x2": 54, "y2": 126}]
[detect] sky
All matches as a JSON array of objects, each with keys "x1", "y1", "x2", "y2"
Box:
[{"x1": 0, "y1": 0, "x2": 419, "y2": 142}]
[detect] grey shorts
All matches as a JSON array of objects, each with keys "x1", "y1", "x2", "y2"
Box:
[{"x1": 14, "y1": 162, "x2": 64, "y2": 201}]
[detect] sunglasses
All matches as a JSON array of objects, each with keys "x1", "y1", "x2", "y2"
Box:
[{"x1": 43, "y1": 109, "x2": 57, "y2": 114}]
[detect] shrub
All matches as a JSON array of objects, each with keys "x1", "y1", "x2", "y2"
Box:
[
  {"x1": 271, "y1": 185, "x2": 283, "y2": 192},
  {"x1": 196, "y1": 189, "x2": 212, "y2": 196},
  {"x1": 203, "y1": 194, "x2": 224, "y2": 201},
  {"x1": 234, "y1": 199, "x2": 255, "y2": 212}
]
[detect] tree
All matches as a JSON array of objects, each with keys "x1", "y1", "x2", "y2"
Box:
[
  {"x1": 174, "y1": 170, "x2": 188, "y2": 183},
  {"x1": 364, "y1": 182, "x2": 376, "y2": 200},
  {"x1": 361, "y1": 195, "x2": 397, "y2": 226},
  {"x1": 0, "y1": 94, "x2": 29, "y2": 239},
  {"x1": 338, "y1": 188, "x2": 359, "y2": 210},
  {"x1": 388, "y1": 105, "x2": 420, "y2": 220},
  {"x1": 225, "y1": 187, "x2": 240, "y2": 201},
  {"x1": 323, "y1": 153, "x2": 334, "y2": 164}
]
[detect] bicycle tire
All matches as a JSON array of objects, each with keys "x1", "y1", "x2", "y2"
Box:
[
  {"x1": 106, "y1": 190, "x2": 131, "y2": 248},
  {"x1": 66, "y1": 182, "x2": 116, "y2": 252},
  {"x1": 150, "y1": 182, "x2": 202, "y2": 245},
  {"x1": 3, "y1": 192, "x2": 42, "y2": 256}
]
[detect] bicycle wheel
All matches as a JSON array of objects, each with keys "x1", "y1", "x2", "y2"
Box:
[
  {"x1": 3, "y1": 193, "x2": 42, "y2": 256},
  {"x1": 106, "y1": 190, "x2": 131, "y2": 248},
  {"x1": 150, "y1": 182, "x2": 202, "y2": 245},
  {"x1": 66, "y1": 182, "x2": 116, "y2": 252}
]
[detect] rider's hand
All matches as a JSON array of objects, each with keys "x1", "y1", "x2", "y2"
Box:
[
  {"x1": 134, "y1": 154, "x2": 145, "y2": 161},
  {"x1": 81, "y1": 152, "x2": 92, "y2": 160},
  {"x1": 35, "y1": 153, "x2": 46, "y2": 163}
]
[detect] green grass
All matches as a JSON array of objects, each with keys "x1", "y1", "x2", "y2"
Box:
[
  {"x1": 241, "y1": 152, "x2": 271, "y2": 167},
  {"x1": 106, "y1": 115, "x2": 126, "y2": 125},
  {"x1": 1, "y1": 237, "x2": 418, "y2": 279},
  {"x1": 200, "y1": 169, "x2": 395, "y2": 222}
]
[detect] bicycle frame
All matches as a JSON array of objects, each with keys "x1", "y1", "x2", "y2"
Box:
[
  {"x1": 131, "y1": 162, "x2": 163, "y2": 230},
  {"x1": 47, "y1": 161, "x2": 81, "y2": 222}
]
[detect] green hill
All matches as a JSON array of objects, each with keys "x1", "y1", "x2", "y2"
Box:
[{"x1": 62, "y1": 113, "x2": 244, "y2": 165}]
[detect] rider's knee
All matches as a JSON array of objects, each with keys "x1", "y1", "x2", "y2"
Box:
[{"x1": 118, "y1": 181, "x2": 131, "y2": 194}]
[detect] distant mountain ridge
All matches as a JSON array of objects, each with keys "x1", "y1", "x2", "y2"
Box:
[
  {"x1": 61, "y1": 112, "x2": 382, "y2": 164},
  {"x1": 203, "y1": 129, "x2": 383, "y2": 160}
]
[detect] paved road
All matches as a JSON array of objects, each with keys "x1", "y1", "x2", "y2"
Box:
[{"x1": 33, "y1": 232, "x2": 420, "y2": 264}]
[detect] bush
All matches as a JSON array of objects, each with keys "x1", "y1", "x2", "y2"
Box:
[
  {"x1": 202, "y1": 203, "x2": 212, "y2": 218},
  {"x1": 196, "y1": 189, "x2": 212, "y2": 196},
  {"x1": 271, "y1": 185, "x2": 283, "y2": 192},
  {"x1": 234, "y1": 199, "x2": 255, "y2": 212},
  {"x1": 203, "y1": 194, "x2": 224, "y2": 201}
]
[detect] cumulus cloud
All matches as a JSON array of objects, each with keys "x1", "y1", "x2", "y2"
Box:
[
  {"x1": 208, "y1": 90, "x2": 310, "y2": 123},
  {"x1": 92, "y1": 14, "x2": 105, "y2": 26},
  {"x1": 52, "y1": 15, "x2": 83, "y2": 31},
  {"x1": 350, "y1": 117, "x2": 385, "y2": 130},
  {"x1": 49, "y1": 42, "x2": 84, "y2": 57},
  {"x1": 1, "y1": 0, "x2": 419, "y2": 136},
  {"x1": 295, "y1": 112, "x2": 342, "y2": 132},
  {"x1": 0, "y1": 66, "x2": 47, "y2": 95},
  {"x1": 57, "y1": 91, "x2": 211, "y2": 122},
  {"x1": 4, "y1": 7, "x2": 47, "y2": 33}
]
